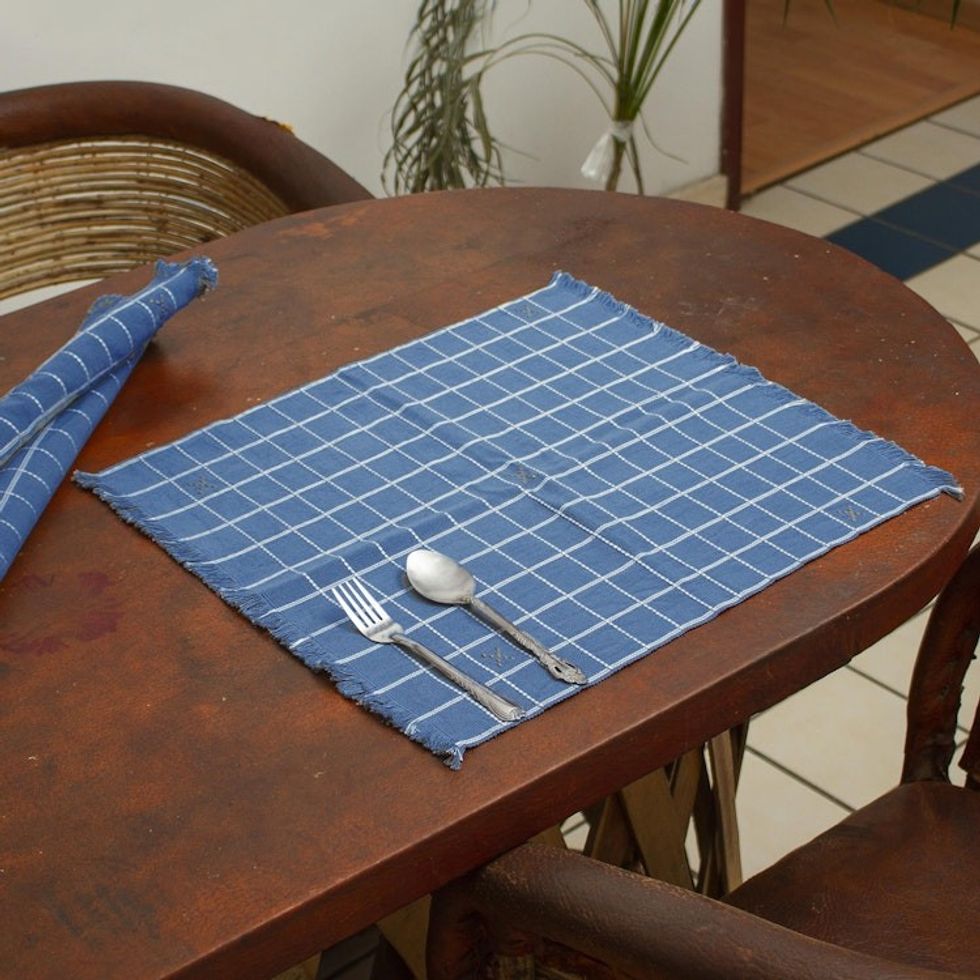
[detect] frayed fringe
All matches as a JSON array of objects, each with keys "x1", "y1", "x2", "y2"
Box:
[
  {"x1": 550, "y1": 270, "x2": 670, "y2": 338},
  {"x1": 71, "y1": 472, "x2": 467, "y2": 768},
  {"x1": 73, "y1": 271, "x2": 961, "y2": 770},
  {"x1": 154, "y1": 256, "x2": 218, "y2": 294},
  {"x1": 550, "y1": 271, "x2": 960, "y2": 497}
]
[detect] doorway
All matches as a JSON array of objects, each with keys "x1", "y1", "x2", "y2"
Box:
[{"x1": 730, "y1": 0, "x2": 980, "y2": 202}]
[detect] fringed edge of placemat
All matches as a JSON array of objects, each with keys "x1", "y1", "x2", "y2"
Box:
[
  {"x1": 71, "y1": 471, "x2": 468, "y2": 768},
  {"x1": 551, "y1": 271, "x2": 963, "y2": 502}
]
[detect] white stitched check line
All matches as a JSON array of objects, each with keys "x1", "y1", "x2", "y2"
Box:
[
  {"x1": 162, "y1": 337, "x2": 710, "y2": 566},
  {"x1": 135, "y1": 433, "x2": 543, "y2": 710},
  {"x1": 74, "y1": 275, "x2": 955, "y2": 743},
  {"x1": 0, "y1": 264, "x2": 190, "y2": 465},
  {"x1": 0, "y1": 515, "x2": 25, "y2": 544},
  {"x1": 97, "y1": 292, "x2": 606, "y2": 496},
  {"x1": 163, "y1": 338, "x2": 711, "y2": 541},
  {"x1": 89, "y1": 276, "x2": 575, "y2": 481},
  {"x1": 36, "y1": 371, "x2": 70, "y2": 396}
]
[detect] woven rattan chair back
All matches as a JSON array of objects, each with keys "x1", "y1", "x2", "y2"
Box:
[
  {"x1": 0, "y1": 81, "x2": 371, "y2": 301},
  {"x1": 1, "y1": 135, "x2": 291, "y2": 298}
]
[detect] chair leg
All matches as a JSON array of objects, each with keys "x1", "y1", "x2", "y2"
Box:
[
  {"x1": 707, "y1": 728, "x2": 744, "y2": 891},
  {"x1": 369, "y1": 935, "x2": 417, "y2": 980},
  {"x1": 410, "y1": 728, "x2": 750, "y2": 977},
  {"x1": 620, "y1": 768, "x2": 695, "y2": 889},
  {"x1": 377, "y1": 897, "x2": 431, "y2": 979},
  {"x1": 579, "y1": 725, "x2": 749, "y2": 898},
  {"x1": 903, "y1": 543, "x2": 980, "y2": 785},
  {"x1": 583, "y1": 792, "x2": 638, "y2": 868},
  {"x1": 694, "y1": 724, "x2": 748, "y2": 896}
]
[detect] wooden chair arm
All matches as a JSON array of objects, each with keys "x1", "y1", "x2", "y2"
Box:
[
  {"x1": 903, "y1": 545, "x2": 980, "y2": 785},
  {"x1": 0, "y1": 80, "x2": 373, "y2": 211},
  {"x1": 427, "y1": 842, "x2": 970, "y2": 980}
]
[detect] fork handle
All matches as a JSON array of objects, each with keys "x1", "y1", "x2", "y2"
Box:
[{"x1": 392, "y1": 633, "x2": 525, "y2": 723}]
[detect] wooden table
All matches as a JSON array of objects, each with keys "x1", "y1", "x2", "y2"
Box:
[{"x1": 1, "y1": 189, "x2": 978, "y2": 979}]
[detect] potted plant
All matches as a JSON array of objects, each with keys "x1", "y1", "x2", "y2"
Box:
[
  {"x1": 384, "y1": 0, "x2": 706, "y2": 194},
  {"x1": 384, "y1": 0, "x2": 964, "y2": 196},
  {"x1": 384, "y1": 0, "x2": 504, "y2": 194}
]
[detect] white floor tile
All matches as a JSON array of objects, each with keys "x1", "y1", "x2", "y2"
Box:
[
  {"x1": 951, "y1": 742, "x2": 968, "y2": 787},
  {"x1": 747, "y1": 668, "x2": 907, "y2": 810},
  {"x1": 851, "y1": 605, "x2": 930, "y2": 694},
  {"x1": 736, "y1": 748, "x2": 850, "y2": 879},
  {"x1": 861, "y1": 120, "x2": 980, "y2": 180},
  {"x1": 734, "y1": 111, "x2": 979, "y2": 876},
  {"x1": 952, "y1": 320, "x2": 980, "y2": 343},
  {"x1": 855, "y1": 600, "x2": 976, "y2": 737},
  {"x1": 905, "y1": 255, "x2": 980, "y2": 330},
  {"x1": 787, "y1": 151, "x2": 932, "y2": 214},
  {"x1": 961, "y1": 656, "x2": 979, "y2": 737},
  {"x1": 560, "y1": 813, "x2": 590, "y2": 852},
  {"x1": 739, "y1": 185, "x2": 855, "y2": 238},
  {"x1": 932, "y1": 94, "x2": 980, "y2": 139}
]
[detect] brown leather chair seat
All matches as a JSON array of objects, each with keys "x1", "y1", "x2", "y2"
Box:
[{"x1": 725, "y1": 781, "x2": 980, "y2": 975}]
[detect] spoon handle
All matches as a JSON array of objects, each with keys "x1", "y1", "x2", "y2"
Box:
[{"x1": 469, "y1": 597, "x2": 587, "y2": 685}]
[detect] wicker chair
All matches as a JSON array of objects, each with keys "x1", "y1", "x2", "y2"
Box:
[
  {"x1": 427, "y1": 544, "x2": 980, "y2": 980},
  {"x1": 0, "y1": 80, "x2": 372, "y2": 300}
]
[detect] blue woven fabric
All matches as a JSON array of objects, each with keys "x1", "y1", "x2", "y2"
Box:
[
  {"x1": 0, "y1": 258, "x2": 217, "y2": 580},
  {"x1": 75, "y1": 273, "x2": 960, "y2": 767}
]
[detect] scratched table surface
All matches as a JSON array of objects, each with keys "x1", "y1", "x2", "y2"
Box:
[{"x1": 1, "y1": 189, "x2": 978, "y2": 979}]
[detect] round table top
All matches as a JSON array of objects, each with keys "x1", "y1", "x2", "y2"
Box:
[{"x1": 1, "y1": 188, "x2": 978, "y2": 979}]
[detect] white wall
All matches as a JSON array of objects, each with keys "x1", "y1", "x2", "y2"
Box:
[
  {"x1": 482, "y1": 1, "x2": 724, "y2": 195},
  {"x1": 0, "y1": 1, "x2": 723, "y2": 198}
]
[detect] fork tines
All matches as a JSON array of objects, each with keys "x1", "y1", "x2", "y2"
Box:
[{"x1": 331, "y1": 577, "x2": 385, "y2": 630}]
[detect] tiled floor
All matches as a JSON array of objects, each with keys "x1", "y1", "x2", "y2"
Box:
[{"x1": 738, "y1": 93, "x2": 980, "y2": 877}]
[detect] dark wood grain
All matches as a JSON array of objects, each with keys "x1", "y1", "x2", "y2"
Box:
[
  {"x1": 1, "y1": 189, "x2": 977, "y2": 979},
  {"x1": 429, "y1": 797, "x2": 980, "y2": 980}
]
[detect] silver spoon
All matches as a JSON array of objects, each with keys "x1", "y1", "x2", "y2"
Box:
[{"x1": 405, "y1": 549, "x2": 587, "y2": 685}]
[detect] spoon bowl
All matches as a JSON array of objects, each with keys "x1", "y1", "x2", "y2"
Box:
[
  {"x1": 406, "y1": 548, "x2": 475, "y2": 605},
  {"x1": 405, "y1": 548, "x2": 587, "y2": 685}
]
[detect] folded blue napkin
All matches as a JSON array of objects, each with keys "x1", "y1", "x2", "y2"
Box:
[
  {"x1": 76, "y1": 273, "x2": 959, "y2": 767},
  {"x1": 0, "y1": 258, "x2": 217, "y2": 580}
]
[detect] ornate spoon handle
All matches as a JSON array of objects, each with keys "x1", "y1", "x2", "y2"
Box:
[{"x1": 469, "y1": 597, "x2": 587, "y2": 685}]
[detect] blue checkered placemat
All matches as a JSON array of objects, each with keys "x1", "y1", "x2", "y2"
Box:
[
  {"x1": 75, "y1": 273, "x2": 960, "y2": 767},
  {"x1": 0, "y1": 258, "x2": 217, "y2": 581}
]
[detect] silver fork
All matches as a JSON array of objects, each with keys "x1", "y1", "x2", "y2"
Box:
[{"x1": 331, "y1": 576, "x2": 525, "y2": 723}]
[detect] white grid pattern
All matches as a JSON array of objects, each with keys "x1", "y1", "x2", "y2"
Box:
[
  {"x1": 76, "y1": 273, "x2": 959, "y2": 767},
  {"x1": 0, "y1": 258, "x2": 217, "y2": 581}
]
